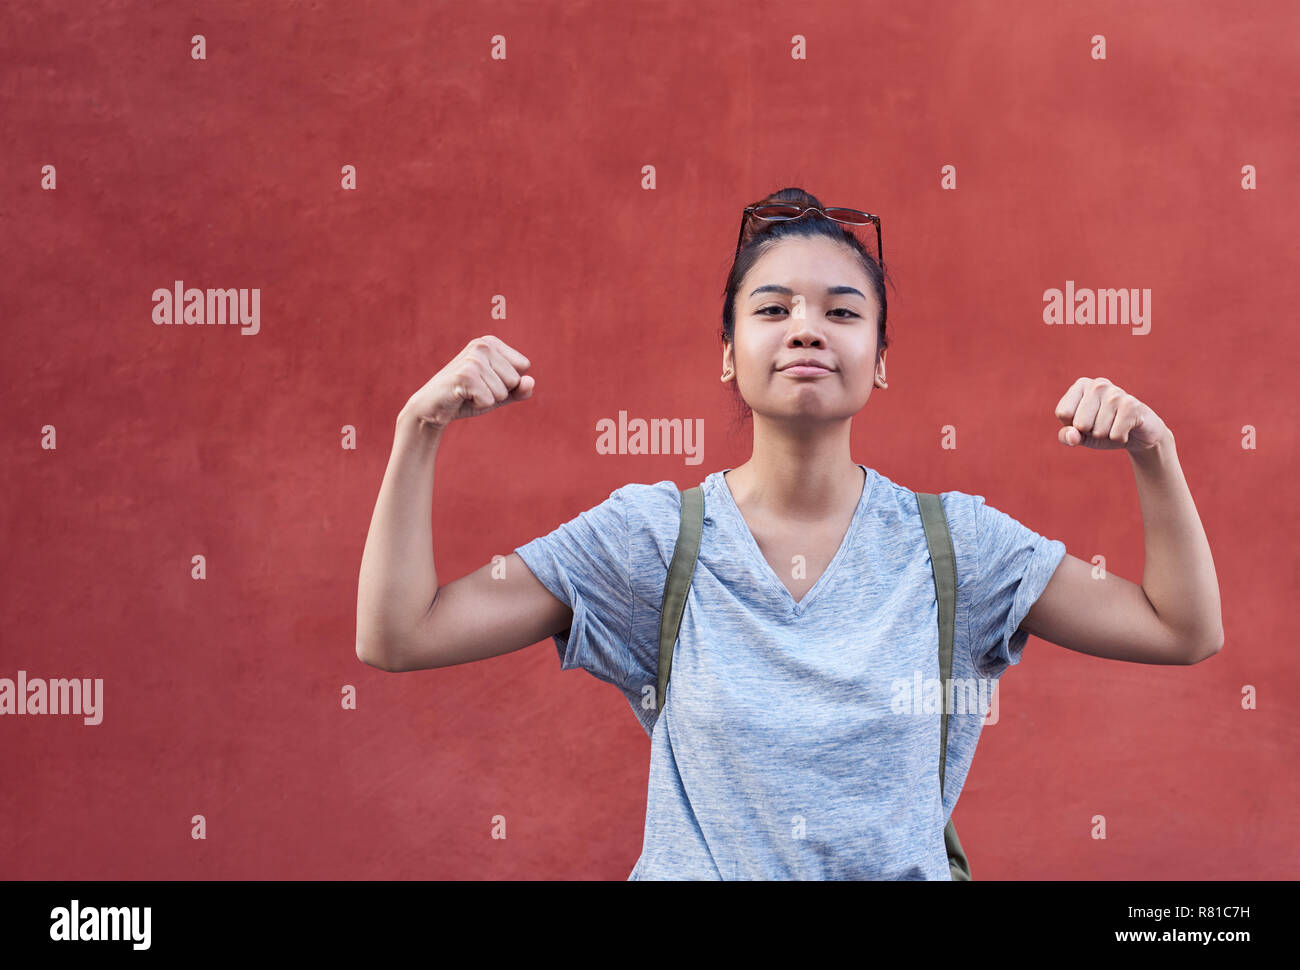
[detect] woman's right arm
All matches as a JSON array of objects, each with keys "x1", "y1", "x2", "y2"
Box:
[{"x1": 354, "y1": 336, "x2": 572, "y2": 672}]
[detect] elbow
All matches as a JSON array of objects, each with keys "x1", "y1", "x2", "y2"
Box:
[
  {"x1": 355, "y1": 639, "x2": 385, "y2": 670},
  {"x1": 356, "y1": 638, "x2": 406, "y2": 673},
  {"x1": 1185, "y1": 629, "x2": 1224, "y2": 664}
]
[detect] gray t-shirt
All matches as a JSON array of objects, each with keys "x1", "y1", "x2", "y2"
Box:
[{"x1": 514, "y1": 463, "x2": 1066, "y2": 879}]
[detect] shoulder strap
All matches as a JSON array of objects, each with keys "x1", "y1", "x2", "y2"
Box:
[
  {"x1": 916, "y1": 492, "x2": 956, "y2": 794},
  {"x1": 917, "y1": 491, "x2": 973, "y2": 880},
  {"x1": 656, "y1": 486, "x2": 704, "y2": 712}
]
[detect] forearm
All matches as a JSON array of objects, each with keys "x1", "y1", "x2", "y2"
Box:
[
  {"x1": 355, "y1": 407, "x2": 444, "y2": 663},
  {"x1": 1129, "y1": 431, "x2": 1224, "y2": 653}
]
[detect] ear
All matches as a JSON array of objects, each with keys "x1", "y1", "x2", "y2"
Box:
[
  {"x1": 875, "y1": 348, "x2": 888, "y2": 388},
  {"x1": 721, "y1": 340, "x2": 734, "y2": 381}
]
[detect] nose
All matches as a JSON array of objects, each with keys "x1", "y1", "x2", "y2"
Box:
[{"x1": 785, "y1": 319, "x2": 825, "y2": 347}]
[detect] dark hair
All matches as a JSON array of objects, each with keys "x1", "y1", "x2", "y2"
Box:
[{"x1": 720, "y1": 187, "x2": 894, "y2": 430}]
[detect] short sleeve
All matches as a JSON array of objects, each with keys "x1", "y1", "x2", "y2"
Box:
[
  {"x1": 513, "y1": 487, "x2": 636, "y2": 692},
  {"x1": 965, "y1": 494, "x2": 1067, "y2": 679}
]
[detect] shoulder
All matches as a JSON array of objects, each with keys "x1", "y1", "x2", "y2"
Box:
[
  {"x1": 611, "y1": 478, "x2": 686, "y2": 519},
  {"x1": 865, "y1": 468, "x2": 991, "y2": 590},
  {"x1": 854, "y1": 464, "x2": 997, "y2": 525},
  {"x1": 614, "y1": 478, "x2": 711, "y2": 577},
  {"x1": 860, "y1": 466, "x2": 983, "y2": 524},
  {"x1": 606, "y1": 479, "x2": 694, "y2": 549}
]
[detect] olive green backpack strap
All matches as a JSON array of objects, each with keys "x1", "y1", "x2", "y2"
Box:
[
  {"x1": 656, "y1": 486, "x2": 704, "y2": 713},
  {"x1": 917, "y1": 491, "x2": 973, "y2": 881}
]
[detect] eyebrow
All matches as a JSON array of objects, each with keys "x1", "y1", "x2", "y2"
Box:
[{"x1": 748, "y1": 284, "x2": 867, "y2": 300}]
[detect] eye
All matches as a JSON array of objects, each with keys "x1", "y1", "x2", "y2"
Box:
[{"x1": 756, "y1": 305, "x2": 859, "y2": 318}]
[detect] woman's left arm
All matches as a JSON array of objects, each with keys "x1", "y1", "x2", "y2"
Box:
[{"x1": 1018, "y1": 377, "x2": 1225, "y2": 665}]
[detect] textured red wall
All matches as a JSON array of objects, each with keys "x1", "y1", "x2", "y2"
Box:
[{"x1": 2, "y1": 0, "x2": 1296, "y2": 880}]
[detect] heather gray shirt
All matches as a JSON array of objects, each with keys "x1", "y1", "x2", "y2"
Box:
[{"x1": 514, "y1": 463, "x2": 1066, "y2": 880}]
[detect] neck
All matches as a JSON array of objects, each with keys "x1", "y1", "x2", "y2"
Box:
[{"x1": 724, "y1": 418, "x2": 863, "y2": 521}]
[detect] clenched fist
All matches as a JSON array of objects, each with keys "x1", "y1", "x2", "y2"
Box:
[
  {"x1": 403, "y1": 335, "x2": 535, "y2": 429},
  {"x1": 1054, "y1": 377, "x2": 1169, "y2": 452}
]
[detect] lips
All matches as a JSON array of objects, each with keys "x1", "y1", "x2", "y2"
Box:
[{"x1": 778, "y1": 359, "x2": 835, "y2": 374}]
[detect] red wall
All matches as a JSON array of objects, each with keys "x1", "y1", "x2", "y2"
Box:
[{"x1": 2, "y1": 0, "x2": 1295, "y2": 879}]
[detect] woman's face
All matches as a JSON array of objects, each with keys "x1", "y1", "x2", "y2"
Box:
[{"x1": 724, "y1": 235, "x2": 886, "y2": 425}]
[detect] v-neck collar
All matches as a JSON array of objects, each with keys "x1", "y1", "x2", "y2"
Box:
[{"x1": 708, "y1": 463, "x2": 874, "y2": 616}]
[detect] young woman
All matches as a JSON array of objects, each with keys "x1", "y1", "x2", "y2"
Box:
[{"x1": 355, "y1": 187, "x2": 1224, "y2": 880}]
